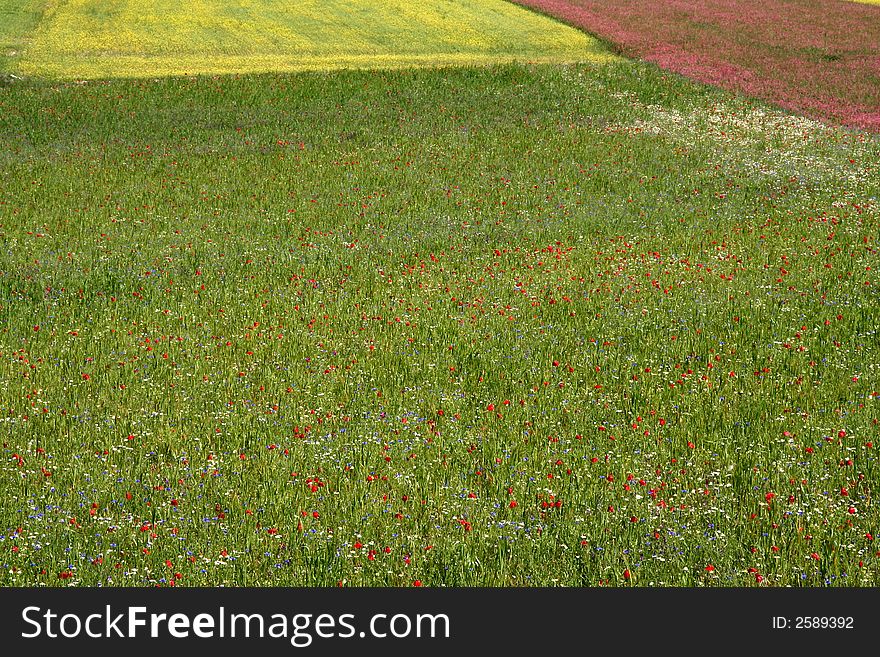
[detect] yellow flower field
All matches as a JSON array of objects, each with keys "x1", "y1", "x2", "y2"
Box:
[{"x1": 17, "y1": 0, "x2": 614, "y2": 79}]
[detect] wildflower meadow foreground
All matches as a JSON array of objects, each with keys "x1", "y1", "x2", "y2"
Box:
[{"x1": 0, "y1": 0, "x2": 878, "y2": 588}]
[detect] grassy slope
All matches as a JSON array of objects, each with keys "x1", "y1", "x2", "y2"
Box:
[
  {"x1": 0, "y1": 63, "x2": 878, "y2": 586},
  {"x1": 15, "y1": 0, "x2": 614, "y2": 80},
  {"x1": 0, "y1": 0, "x2": 48, "y2": 74}
]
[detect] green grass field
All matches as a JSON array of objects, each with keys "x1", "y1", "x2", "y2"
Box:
[
  {"x1": 6, "y1": 0, "x2": 612, "y2": 79},
  {"x1": 0, "y1": 0, "x2": 46, "y2": 74},
  {"x1": 0, "y1": 2, "x2": 878, "y2": 588}
]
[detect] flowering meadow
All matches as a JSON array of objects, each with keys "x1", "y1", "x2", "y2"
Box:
[
  {"x1": 511, "y1": 0, "x2": 880, "y2": 131},
  {"x1": 9, "y1": 0, "x2": 609, "y2": 79},
  {"x1": 1, "y1": 3, "x2": 879, "y2": 588}
]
